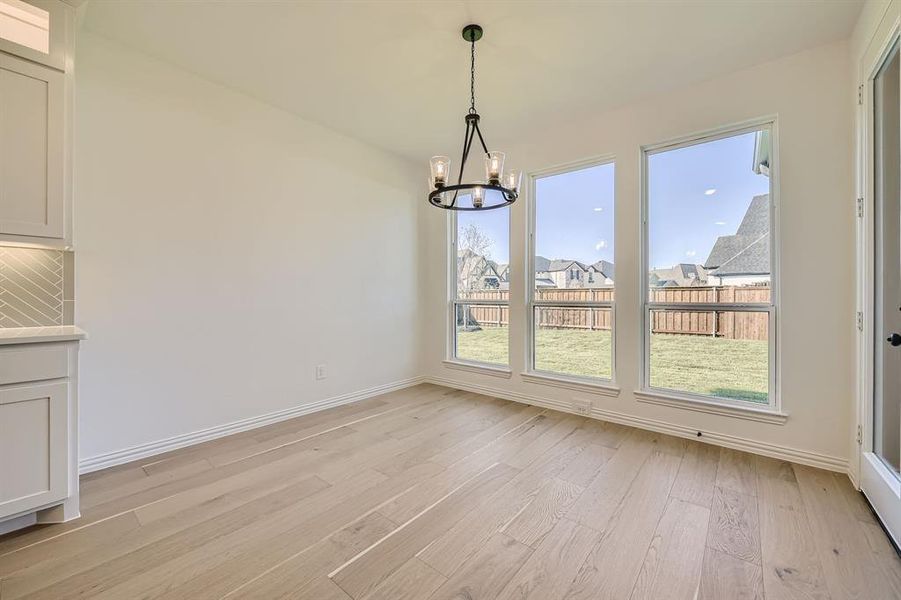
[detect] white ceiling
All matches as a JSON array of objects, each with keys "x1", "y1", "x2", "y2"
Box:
[{"x1": 82, "y1": 0, "x2": 864, "y2": 164}]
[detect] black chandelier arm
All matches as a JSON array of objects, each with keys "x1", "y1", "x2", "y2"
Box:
[
  {"x1": 472, "y1": 120, "x2": 490, "y2": 156},
  {"x1": 458, "y1": 119, "x2": 475, "y2": 185}
]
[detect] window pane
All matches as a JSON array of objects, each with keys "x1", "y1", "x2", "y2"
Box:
[
  {"x1": 649, "y1": 310, "x2": 769, "y2": 403},
  {"x1": 534, "y1": 307, "x2": 612, "y2": 379},
  {"x1": 534, "y1": 163, "x2": 614, "y2": 295},
  {"x1": 647, "y1": 130, "x2": 770, "y2": 298},
  {"x1": 457, "y1": 209, "x2": 509, "y2": 297},
  {"x1": 455, "y1": 304, "x2": 508, "y2": 366}
]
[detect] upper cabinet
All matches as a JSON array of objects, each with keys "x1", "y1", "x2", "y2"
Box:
[
  {"x1": 0, "y1": 0, "x2": 72, "y2": 245},
  {"x1": 0, "y1": 52, "x2": 64, "y2": 239}
]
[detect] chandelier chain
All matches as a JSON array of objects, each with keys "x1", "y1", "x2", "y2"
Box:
[{"x1": 469, "y1": 38, "x2": 476, "y2": 114}]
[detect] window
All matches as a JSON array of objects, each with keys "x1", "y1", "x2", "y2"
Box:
[
  {"x1": 451, "y1": 206, "x2": 510, "y2": 366},
  {"x1": 0, "y1": 0, "x2": 49, "y2": 54},
  {"x1": 643, "y1": 123, "x2": 776, "y2": 407},
  {"x1": 529, "y1": 160, "x2": 615, "y2": 381}
]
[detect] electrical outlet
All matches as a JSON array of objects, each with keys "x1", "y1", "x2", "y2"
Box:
[
  {"x1": 571, "y1": 397, "x2": 591, "y2": 416},
  {"x1": 315, "y1": 364, "x2": 327, "y2": 380}
]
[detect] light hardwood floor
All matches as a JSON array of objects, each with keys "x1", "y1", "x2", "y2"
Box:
[{"x1": 1, "y1": 383, "x2": 899, "y2": 599}]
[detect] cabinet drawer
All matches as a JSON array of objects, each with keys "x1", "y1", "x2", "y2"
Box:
[{"x1": 0, "y1": 345, "x2": 67, "y2": 385}]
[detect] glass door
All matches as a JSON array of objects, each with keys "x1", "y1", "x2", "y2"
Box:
[{"x1": 863, "y1": 38, "x2": 901, "y2": 547}]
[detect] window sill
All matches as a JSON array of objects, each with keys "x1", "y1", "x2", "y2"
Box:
[
  {"x1": 521, "y1": 371, "x2": 620, "y2": 397},
  {"x1": 442, "y1": 359, "x2": 512, "y2": 378},
  {"x1": 634, "y1": 389, "x2": 788, "y2": 425}
]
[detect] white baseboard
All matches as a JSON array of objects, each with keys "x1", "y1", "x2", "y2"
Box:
[
  {"x1": 425, "y1": 375, "x2": 849, "y2": 474},
  {"x1": 78, "y1": 376, "x2": 427, "y2": 474}
]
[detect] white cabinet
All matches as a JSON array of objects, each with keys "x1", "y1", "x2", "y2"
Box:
[
  {"x1": 0, "y1": 51, "x2": 64, "y2": 239},
  {"x1": 0, "y1": 337, "x2": 80, "y2": 527},
  {"x1": 0, "y1": 381, "x2": 68, "y2": 518}
]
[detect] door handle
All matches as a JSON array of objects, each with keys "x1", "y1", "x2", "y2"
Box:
[{"x1": 888, "y1": 333, "x2": 901, "y2": 346}]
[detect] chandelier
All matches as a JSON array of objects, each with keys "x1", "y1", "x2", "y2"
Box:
[{"x1": 428, "y1": 24, "x2": 520, "y2": 211}]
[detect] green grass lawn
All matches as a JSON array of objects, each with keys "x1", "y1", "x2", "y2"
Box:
[{"x1": 456, "y1": 327, "x2": 768, "y2": 403}]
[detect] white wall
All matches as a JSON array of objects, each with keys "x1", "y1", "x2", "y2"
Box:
[
  {"x1": 75, "y1": 33, "x2": 420, "y2": 461},
  {"x1": 420, "y1": 41, "x2": 855, "y2": 468}
]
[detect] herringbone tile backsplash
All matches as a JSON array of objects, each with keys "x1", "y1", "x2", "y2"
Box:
[{"x1": 0, "y1": 246, "x2": 73, "y2": 328}]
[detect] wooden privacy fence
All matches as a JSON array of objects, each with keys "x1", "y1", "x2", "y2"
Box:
[{"x1": 458, "y1": 286, "x2": 770, "y2": 341}]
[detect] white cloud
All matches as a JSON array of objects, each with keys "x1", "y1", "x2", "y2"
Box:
[
  {"x1": 685, "y1": 250, "x2": 697, "y2": 257},
  {"x1": 714, "y1": 221, "x2": 726, "y2": 226},
  {"x1": 595, "y1": 240, "x2": 608, "y2": 251},
  {"x1": 593, "y1": 207, "x2": 604, "y2": 212},
  {"x1": 704, "y1": 188, "x2": 717, "y2": 196}
]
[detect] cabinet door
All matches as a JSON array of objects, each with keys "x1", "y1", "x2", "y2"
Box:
[
  {"x1": 0, "y1": 381, "x2": 67, "y2": 519},
  {"x1": 0, "y1": 52, "x2": 63, "y2": 239}
]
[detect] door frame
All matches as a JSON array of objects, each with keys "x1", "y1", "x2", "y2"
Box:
[{"x1": 855, "y1": 1, "x2": 901, "y2": 547}]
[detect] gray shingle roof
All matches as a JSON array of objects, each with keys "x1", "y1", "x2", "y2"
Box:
[
  {"x1": 591, "y1": 260, "x2": 615, "y2": 280},
  {"x1": 704, "y1": 194, "x2": 770, "y2": 276},
  {"x1": 546, "y1": 259, "x2": 589, "y2": 272},
  {"x1": 648, "y1": 263, "x2": 707, "y2": 287}
]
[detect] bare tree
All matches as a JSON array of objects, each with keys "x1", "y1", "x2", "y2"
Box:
[{"x1": 458, "y1": 222, "x2": 493, "y2": 259}]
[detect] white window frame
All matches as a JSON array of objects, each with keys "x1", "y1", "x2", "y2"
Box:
[
  {"x1": 445, "y1": 208, "x2": 512, "y2": 376},
  {"x1": 638, "y1": 118, "x2": 784, "y2": 419},
  {"x1": 524, "y1": 156, "x2": 619, "y2": 394}
]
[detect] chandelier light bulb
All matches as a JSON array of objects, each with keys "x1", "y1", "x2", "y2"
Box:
[
  {"x1": 430, "y1": 156, "x2": 450, "y2": 187},
  {"x1": 505, "y1": 169, "x2": 522, "y2": 193},
  {"x1": 485, "y1": 151, "x2": 505, "y2": 183},
  {"x1": 472, "y1": 186, "x2": 484, "y2": 208}
]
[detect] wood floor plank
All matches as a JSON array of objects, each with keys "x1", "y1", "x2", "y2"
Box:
[
  {"x1": 707, "y1": 485, "x2": 761, "y2": 565},
  {"x1": 427, "y1": 533, "x2": 533, "y2": 600},
  {"x1": 361, "y1": 558, "x2": 446, "y2": 600},
  {"x1": 830, "y1": 472, "x2": 877, "y2": 524},
  {"x1": 716, "y1": 448, "x2": 758, "y2": 497},
  {"x1": 145, "y1": 463, "x2": 442, "y2": 600},
  {"x1": 698, "y1": 547, "x2": 764, "y2": 600},
  {"x1": 495, "y1": 518, "x2": 599, "y2": 600},
  {"x1": 429, "y1": 405, "x2": 544, "y2": 467},
  {"x1": 330, "y1": 463, "x2": 519, "y2": 599},
  {"x1": 794, "y1": 464, "x2": 897, "y2": 599},
  {"x1": 556, "y1": 443, "x2": 616, "y2": 488},
  {"x1": 563, "y1": 450, "x2": 683, "y2": 600},
  {"x1": 417, "y1": 422, "x2": 595, "y2": 577},
  {"x1": 7, "y1": 475, "x2": 335, "y2": 600},
  {"x1": 502, "y1": 478, "x2": 583, "y2": 548},
  {"x1": 859, "y1": 519, "x2": 901, "y2": 598},
  {"x1": 756, "y1": 463, "x2": 830, "y2": 600},
  {"x1": 565, "y1": 429, "x2": 658, "y2": 528},
  {"x1": 669, "y1": 440, "x2": 720, "y2": 508},
  {"x1": 222, "y1": 511, "x2": 398, "y2": 599},
  {"x1": 629, "y1": 497, "x2": 710, "y2": 600}
]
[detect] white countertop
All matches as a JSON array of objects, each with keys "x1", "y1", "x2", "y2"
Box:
[{"x1": 0, "y1": 326, "x2": 87, "y2": 346}]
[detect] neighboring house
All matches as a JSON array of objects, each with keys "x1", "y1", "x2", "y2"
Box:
[
  {"x1": 495, "y1": 263, "x2": 509, "y2": 283},
  {"x1": 535, "y1": 257, "x2": 592, "y2": 288},
  {"x1": 704, "y1": 194, "x2": 770, "y2": 286},
  {"x1": 588, "y1": 260, "x2": 615, "y2": 286},
  {"x1": 648, "y1": 263, "x2": 708, "y2": 287},
  {"x1": 457, "y1": 249, "x2": 503, "y2": 291}
]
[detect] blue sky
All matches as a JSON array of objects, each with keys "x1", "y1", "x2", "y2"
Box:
[
  {"x1": 648, "y1": 132, "x2": 769, "y2": 269},
  {"x1": 457, "y1": 131, "x2": 769, "y2": 269},
  {"x1": 535, "y1": 163, "x2": 615, "y2": 265}
]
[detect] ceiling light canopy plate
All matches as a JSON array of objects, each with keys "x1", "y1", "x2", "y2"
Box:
[{"x1": 462, "y1": 24, "x2": 483, "y2": 43}]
